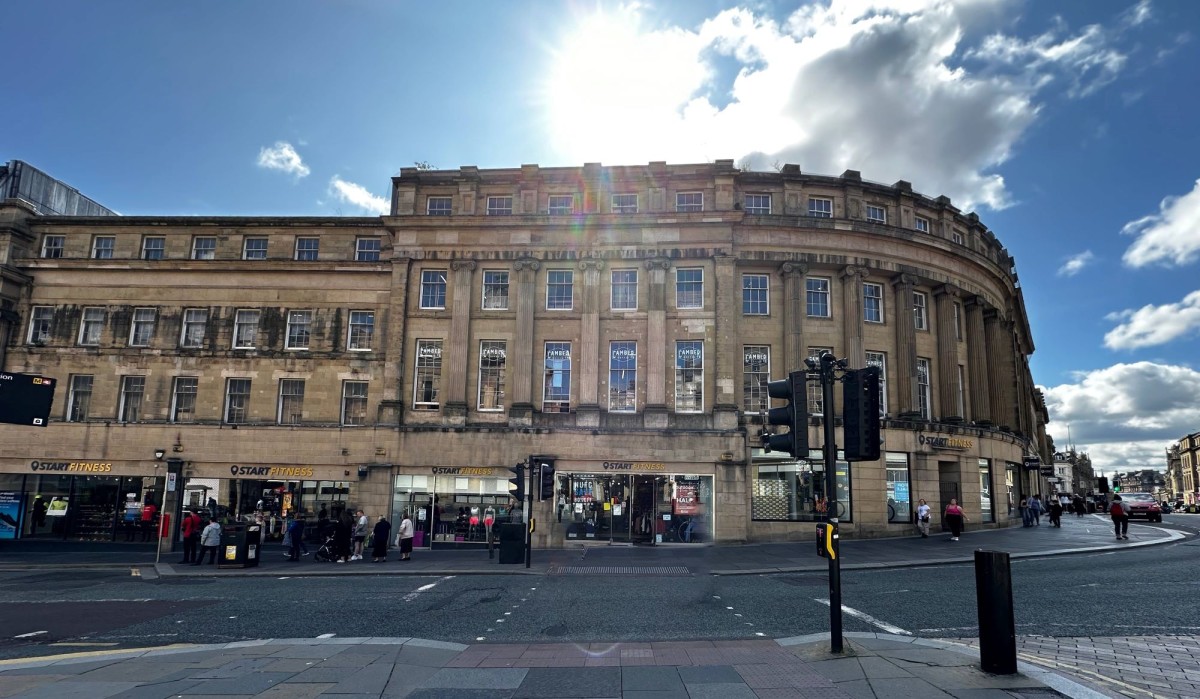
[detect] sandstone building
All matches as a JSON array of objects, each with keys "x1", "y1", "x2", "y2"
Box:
[{"x1": 0, "y1": 160, "x2": 1052, "y2": 547}]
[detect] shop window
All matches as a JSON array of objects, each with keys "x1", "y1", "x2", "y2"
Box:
[
  {"x1": 543, "y1": 342, "x2": 571, "y2": 413},
  {"x1": 752, "y1": 450, "x2": 852, "y2": 522},
  {"x1": 478, "y1": 340, "x2": 507, "y2": 411},
  {"x1": 886, "y1": 453, "x2": 911, "y2": 523},
  {"x1": 980, "y1": 459, "x2": 994, "y2": 523},
  {"x1": 560, "y1": 473, "x2": 712, "y2": 544},
  {"x1": 742, "y1": 345, "x2": 770, "y2": 414},
  {"x1": 413, "y1": 340, "x2": 443, "y2": 411}
]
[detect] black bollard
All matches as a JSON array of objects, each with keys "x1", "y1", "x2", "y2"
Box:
[{"x1": 974, "y1": 550, "x2": 1017, "y2": 674}]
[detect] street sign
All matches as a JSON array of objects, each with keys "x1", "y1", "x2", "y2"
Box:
[
  {"x1": 0, "y1": 372, "x2": 56, "y2": 427},
  {"x1": 1022, "y1": 456, "x2": 1040, "y2": 471}
]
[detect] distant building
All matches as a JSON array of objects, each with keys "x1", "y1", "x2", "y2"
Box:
[
  {"x1": 1169, "y1": 433, "x2": 1200, "y2": 504},
  {"x1": 0, "y1": 160, "x2": 115, "y2": 217}
]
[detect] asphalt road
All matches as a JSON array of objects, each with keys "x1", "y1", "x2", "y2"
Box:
[{"x1": 0, "y1": 515, "x2": 1196, "y2": 662}]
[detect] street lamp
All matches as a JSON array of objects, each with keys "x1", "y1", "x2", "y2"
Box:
[{"x1": 154, "y1": 448, "x2": 165, "y2": 461}]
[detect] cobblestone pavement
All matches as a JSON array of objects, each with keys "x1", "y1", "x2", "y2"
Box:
[{"x1": 964, "y1": 636, "x2": 1200, "y2": 699}]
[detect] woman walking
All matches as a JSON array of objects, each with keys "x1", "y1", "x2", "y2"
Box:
[
  {"x1": 396, "y1": 510, "x2": 414, "y2": 561},
  {"x1": 372, "y1": 515, "x2": 391, "y2": 562},
  {"x1": 915, "y1": 498, "x2": 931, "y2": 538},
  {"x1": 943, "y1": 498, "x2": 966, "y2": 541}
]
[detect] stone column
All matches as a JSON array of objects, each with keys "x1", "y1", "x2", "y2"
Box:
[
  {"x1": 840, "y1": 265, "x2": 867, "y2": 370},
  {"x1": 644, "y1": 257, "x2": 671, "y2": 428},
  {"x1": 934, "y1": 285, "x2": 962, "y2": 422},
  {"x1": 509, "y1": 257, "x2": 540, "y2": 426},
  {"x1": 892, "y1": 273, "x2": 918, "y2": 417},
  {"x1": 713, "y1": 256, "x2": 739, "y2": 429},
  {"x1": 576, "y1": 257, "x2": 603, "y2": 428},
  {"x1": 443, "y1": 259, "x2": 476, "y2": 425},
  {"x1": 379, "y1": 256, "x2": 412, "y2": 425},
  {"x1": 965, "y1": 296, "x2": 991, "y2": 425},
  {"x1": 778, "y1": 262, "x2": 808, "y2": 372},
  {"x1": 985, "y1": 311, "x2": 1015, "y2": 431}
]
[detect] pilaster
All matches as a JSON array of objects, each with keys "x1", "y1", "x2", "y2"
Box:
[
  {"x1": 778, "y1": 261, "x2": 808, "y2": 372},
  {"x1": 644, "y1": 257, "x2": 671, "y2": 428},
  {"x1": 934, "y1": 284, "x2": 962, "y2": 423},
  {"x1": 892, "y1": 273, "x2": 918, "y2": 417},
  {"x1": 840, "y1": 265, "x2": 868, "y2": 370},
  {"x1": 576, "y1": 257, "x2": 603, "y2": 427},
  {"x1": 713, "y1": 255, "x2": 739, "y2": 429},
  {"x1": 965, "y1": 296, "x2": 991, "y2": 425},
  {"x1": 984, "y1": 308, "x2": 1010, "y2": 431},
  {"x1": 443, "y1": 259, "x2": 476, "y2": 425},
  {"x1": 509, "y1": 257, "x2": 540, "y2": 426}
]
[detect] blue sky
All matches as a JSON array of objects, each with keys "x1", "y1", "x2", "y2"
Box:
[{"x1": 5, "y1": 0, "x2": 1199, "y2": 476}]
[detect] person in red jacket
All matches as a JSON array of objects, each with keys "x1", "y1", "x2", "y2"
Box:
[{"x1": 179, "y1": 510, "x2": 200, "y2": 564}]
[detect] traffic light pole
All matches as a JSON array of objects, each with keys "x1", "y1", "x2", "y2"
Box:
[
  {"x1": 525, "y1": 457, "x2": 534, "y2": 569},
  {"x1": 819, "y1": 352, "x2": 844, "y2": 654}
]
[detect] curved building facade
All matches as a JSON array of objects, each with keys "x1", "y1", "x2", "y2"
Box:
[{"x1": 0, "y1": 160, "x2": 1051, "y2": 547}]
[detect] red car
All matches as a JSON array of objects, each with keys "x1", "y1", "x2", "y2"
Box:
[{"x1": 1121, "y1": 493, "x2": 1163, "y2": 522}]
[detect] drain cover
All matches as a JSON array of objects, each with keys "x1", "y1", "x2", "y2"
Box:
[{"x1": 548, "y1": 566, "x2": 690, "y2": 576}]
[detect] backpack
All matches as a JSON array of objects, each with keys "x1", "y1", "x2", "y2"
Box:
[{"x1": 1110, "y1": 501, "x2": 1124, "y2": 517}]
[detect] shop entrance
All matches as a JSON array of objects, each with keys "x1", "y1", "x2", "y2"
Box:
[{"x1": 563, "y1": 472, "x2": 711, "y2": 545}]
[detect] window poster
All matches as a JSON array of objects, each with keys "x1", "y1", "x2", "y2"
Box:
[{"x1": 0, "y1": 492, "x2": 22, "y2": 539}]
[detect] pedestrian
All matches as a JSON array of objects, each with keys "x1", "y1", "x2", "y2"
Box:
[
  {"x1": 334, "y1": 513, "x2": 353, "y2": 563},
  {"x1": 372, "y1": 515, "x2": 391, "y2": 562},
  {"x1": 140, "y1": 500, "x2": 158, "y2": 542},
  {"x1": 1030, "y1": 494, "x2": 1043, "y2": 526},
  {"x1": 1073, "y1": 494, "x2": 1085, "y2": 517},
  {"x1": 351, "y1": 509, "x2": 368, "y2": 561},
  {"x1": 1018, "y1": 497, "x2": 1031, "y2": 527},
  {"x1": 943, "y1": 498, "x2": 966, "y2": 541},
  {"x1": 396, "y1": 510, "x2": 414, "y2": 561},
  {"x1": 1059, "y1": 493, "x2": 1071, "y2": 512},
  {"x1": 194, "y1": 517, "x2": 221, "y2": 565},
  {"x1": 31, "y1": 495, "x2": 46, "y2": 533},
  {"x1": 1049, "y1": 498, "x2": 1063, "y2": 528},
  {"x1": 915, "y1": 498, "x2": 931, "y2": 538},
  {"x1": 179, "y1": 510, "x2": 199, "y2": 564},
  {"x1": 557, "y1": 490, "x2": 566, "y2": 523},
  {"x1": 1110, "y1": 495, "x2": 1130, "y2": 540},
  {"x1": 286, "y1": 515, "x2": 304, "y2": 561}
]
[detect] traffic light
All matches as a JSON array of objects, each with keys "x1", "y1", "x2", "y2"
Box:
[
  {"x1": 537, "y1": 458, "x2": 556, "y2": 501},
  {"x1": 508, "y1": 462, "x2": 526, "y2": 502},
  {"x1": 763, "y1": 370, "x2": 808, "y2": 459},
  {"x1": 843, "y1": 366, "x2": 881, "y2": 462},
  {"x1": 1097, "y1": 476, "x2": 1109, "y2": 494},
  {"x1": 1113, "y1": 477, "x2": 1122, "y2": 493}
]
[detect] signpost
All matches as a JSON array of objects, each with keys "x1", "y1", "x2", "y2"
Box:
[{"x1": 0, "y1": 373, "x2": 56, "y2": 427}]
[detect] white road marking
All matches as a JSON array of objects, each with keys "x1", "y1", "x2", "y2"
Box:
[
  {"x1": 402, "y1": 575, "x2": 455, "y2": 602},
  {"x1": 476, "y1": 636, "x2": 486, "y2": 641},
  {"x1": 316, "y1": 633, "x2": 336, "y2": 639},
  {"x1": 815, "y1": 598, "x2": 911, "y2": 636},
  {"x1": 14, "y1": 631, "x2": 47, "y2": 638}
]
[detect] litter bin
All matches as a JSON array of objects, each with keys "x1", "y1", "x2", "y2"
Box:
[
  {"x1": 217, "y1": 524, "x2": 262, "y2": 569},
  {"x1": 497, "y1": 522, "x2": 525, "y2": 564}
]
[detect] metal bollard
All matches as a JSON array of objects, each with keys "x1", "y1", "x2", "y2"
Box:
[{"x1": 974, "y1": 549, "x2": 1017, "y2": 674}]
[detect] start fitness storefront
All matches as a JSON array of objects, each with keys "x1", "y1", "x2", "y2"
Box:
[
  {"x1": 555, "y1": 461, "x2": 715, "y2": 545},
  {"x1": 0, "y1": 459, "x2": 163, "y2": 542}
]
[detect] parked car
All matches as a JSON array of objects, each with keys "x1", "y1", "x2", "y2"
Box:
[{"x1": 1121, "y1": 493, "x2": 1163, "y2": 522}]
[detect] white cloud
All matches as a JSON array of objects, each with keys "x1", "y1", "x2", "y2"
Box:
[
  {"x1": 1104, "y1": 290, "x2": 1200, "y2": 350},
  {"x1": 329, "y1": 176, "x2": 388, "y2": 215},
  {"x1": 1056, "y1": 250, "x2": 1094, "y2": 277},
  {"x1": 543, "y1": 0, "x2": 1144, "y2": 211},
  {"x1": 1041, "y1": 361, "x2": 1200, "y2": 472},
  {"x1": 1121, "y1": 178, "x2": 1200, "y2": 268},
  {"x1": 256, "y1": 141, "x2": 310, "y2": 178}
]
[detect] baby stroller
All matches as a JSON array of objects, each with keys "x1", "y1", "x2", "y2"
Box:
[{"x1": 313, "y1": 535, "x2": 337, "y2": 562}]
